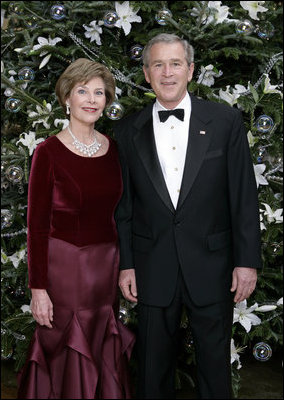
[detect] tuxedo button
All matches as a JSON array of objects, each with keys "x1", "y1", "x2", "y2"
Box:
[{"x1": 174, "y1": 220, "x2": 181, "y2": 226}]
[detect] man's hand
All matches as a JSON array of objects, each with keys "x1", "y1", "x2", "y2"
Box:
[
  {"x1": 231, "y1": 267, "x2": 257, "y2": 303},
  {"x1": 31, "y1": 289, "x2": 53, "y2": 328},
  {"x1": 119, "y1": 269, "x2": 138, "y2": 303}
]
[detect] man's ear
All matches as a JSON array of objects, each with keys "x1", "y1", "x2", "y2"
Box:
[
  {"x1": 188, "y1": 63, "x2": 194, "y2": 82},
  {"x1": 143, "y1": 65, "x2": 150, "y2": 83}
]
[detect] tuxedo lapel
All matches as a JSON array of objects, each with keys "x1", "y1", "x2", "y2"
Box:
[
  {"x1": 133, "y1": 107, "x2": 175, "y2": 214},
  {"x1": 177, "y1": 96, "x2": 212, "y2": 209},
  {"x1": 131, "y1": 96, "x2": 213, "y2": 213}
]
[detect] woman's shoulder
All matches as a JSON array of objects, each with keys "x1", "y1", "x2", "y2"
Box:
[
  {"x1": 33, "y1": 135, "x2": 59, "y2": 159},
  {"x1": 37, "y1": 135, "x2": 58, "y2": 148}
]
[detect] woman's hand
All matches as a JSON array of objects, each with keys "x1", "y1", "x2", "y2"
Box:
[{"x1": 31, "y1": 289, "x2": 53, "y2": 328}]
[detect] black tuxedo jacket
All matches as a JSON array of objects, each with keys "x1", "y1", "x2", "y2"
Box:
[{"x1": 114, "y1": 94, "x2": 262, "y2": 307}]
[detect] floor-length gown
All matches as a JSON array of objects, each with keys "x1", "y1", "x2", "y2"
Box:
[{"x1": 17, "y1": 135, "x2": 135, "y2": 399}]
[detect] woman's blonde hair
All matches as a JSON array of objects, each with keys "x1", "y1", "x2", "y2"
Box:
[{"x1": 55, "y1": 58, "x2": 115, "y2": 115}]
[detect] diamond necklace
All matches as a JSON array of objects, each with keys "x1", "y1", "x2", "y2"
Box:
[{"x1": 67, "y1": 125, "x2": 101, "y2": 157}]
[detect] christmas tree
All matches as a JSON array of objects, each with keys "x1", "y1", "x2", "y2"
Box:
[{"x1": 1, "y1": 1, "x2": 283, "y2": 396}]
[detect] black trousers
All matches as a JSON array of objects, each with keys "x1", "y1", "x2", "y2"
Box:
[{"x1": 136, "y1": 271, "x2": 234, "y2": 399}]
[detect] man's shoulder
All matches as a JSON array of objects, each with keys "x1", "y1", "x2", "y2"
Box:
[
  {"x1": 191, "y1": 94, "x2": 241, "y2": 119},
  {"x1": 117, "y1": 107, "x2": 144, "y2": 125},
  {"x1": 113, "y1": 103, "x2": 153, "y2": 137}
]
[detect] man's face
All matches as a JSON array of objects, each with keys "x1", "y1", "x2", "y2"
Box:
[{"x1": 143, "y1": 41, "x2": 194, "y2": 109}]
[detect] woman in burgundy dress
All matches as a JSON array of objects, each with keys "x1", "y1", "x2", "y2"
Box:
[{"x1": 18, "y1": 58, "x2": 135, "y2": 399}]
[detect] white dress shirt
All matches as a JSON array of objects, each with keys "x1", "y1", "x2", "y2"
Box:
[{"x1": 153, "y1": 93, "x2": 191, "y2": 209}]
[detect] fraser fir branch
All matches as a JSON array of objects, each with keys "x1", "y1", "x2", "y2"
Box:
[
  {"x1": 263, "y1": 312, "x2": 283, "y2": 323},
  {"x1": 167, "y1": 17, "x2": 192, "y2": 40},
  {"x1": 20, "y1": 4, "x2": 47, "y2": 22},
  {"x1": 1, "y1": 37, "x2": 16, "y2": 55},
  {"x1": 1, "y1": 75, "x2": 43, "y2": 109},
  {"x1": 4, "y1": 313, "x2": 35, "y2": 327},
  {"x1": 24, "y1": 153, "x2": 29, "y2": 182}
]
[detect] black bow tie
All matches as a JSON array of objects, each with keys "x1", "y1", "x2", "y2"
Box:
[{"x1": 158, "y1": 108, "x2": 184, "y2": 123}]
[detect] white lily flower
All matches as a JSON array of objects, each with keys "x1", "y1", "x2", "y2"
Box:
[
  {"x1": 21, "y1": 304, "x2": 32, "y2": 313},
  {"x1": 247, "y1": 130, "x2": 258, "y2": 147},
  {"x1": 253, "y1": 164, "x2": 269, "y2": 188},
  {"x1": 32, "y1": 36, "x2": 62, "y2": 69},
  {"x1": 240, "y1": 1, "x2": 268, "y2": 21},
  {"x1": 255, "y1": 305, "x2": 277, "y2": 312},
  {"x1": 115, "y1": 1, "x2": 142, "y2": 36},
  {"x1": 54, "y1": 118, "x2": 69, "y2": 130},
  {"x1": 262, "y1": 203, "x2": 283, "y2": 224},
  {"x1": 9, "y1": 248, "x2": 26, "y2": 269},
  {"x1": 4, "y1": 76, "x2": 16, "y2": 97},
  {"x1": 1, "y1": 9, "x2": 5, "y2": 28},
  {"x1": 233, "y1": 84, "x2": 248, "y2": 95},
  {"x1": 4, "y1": 74, "x2": 28, "y2": 97},
  {"x1": 208, "y1": 1, "x2": 230, "y2": 24},
  {"x1": 28, "y1": 103, "x2": 52, "y2": 129},
  {"x1": 190, "y1": 2, "x2": 208, "y2": 22},
  {"x1": 190, "y1": 1, "x2": 229, "y2": 25},
  {"x1": 32, "y1": 36, "x2": 62, "y2": 54},
  {"x1": 197, "y1": 64, "x2": 223, "y2": 87},
  {"x1": 39, "y1": 54, "x2": 52, "y2": 70},
  {"x1": 14, "y1": 47, "x2": 26, "y2": 53},
  {"x1": 233, "y1": 300, "x2": 261, "y2": 332},
  {"x1": 191, "y1": 1, "x2": 236, "y2": 25},
  {"x1": 277, "y1": 297, "x2": 283, "y2": 306},
  {"x1": 1, "y1": 251, "x2": 8, "y2": 264},
  {"x1": 116, "y1": 86, "x2": 122, "y2": 97},
  {"x1": 263, "y1": 74, "x2": 283, "y2": 98},
  {"x1": 230, "y1": 338, "x2": 245, "y2": 369},
  {"x1": 259, "y1": 211, "x2": 266, "y2": 231},
  {"x1": 219, "y1": 85, "x2": 240, "y2": 106},
  {"x1": 16, "y1": 131, "x2": 45, "y2": 156},
  {"x1": 83, "y1": 20, "x2": 103, "y2": 45}
]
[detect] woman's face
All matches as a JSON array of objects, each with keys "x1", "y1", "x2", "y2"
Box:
[{"x1": 66, "y1": 76, "x2": 106, "y2": 125}]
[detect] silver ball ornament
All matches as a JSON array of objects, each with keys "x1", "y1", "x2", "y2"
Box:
[
  {"x1": 103, "y1": 11, "x2": 119, "y2": 28},
  {"x1": 256, "y1": 115, "x2": 274, "y2": 133},
  {"x1": 5, "y1": 98, "x2": 22, "y2": 113},
  {"x1": 236, "y1": 20, "x2": 254, "y2": 35},
  {"x1": 105, "y1": 101, "x2": 124, "y2": 120},
  {"x1": 50, "y1": 4, "x2": 66, "y2": 20},
  {"x1": 5, "y1": 166, "x2": 24, "y2": 183},
  {"x1": 119, "y1": 306, "x2": 130, "y2": 325},
  {"x1": 18, "y1": 67, "x2": 35, "y2": 82},
  {"x1": 253, "y1": 342, "x2": 272, "y2": 362},
  {"x1": 130, "y1": 45, "x2": 144, "y2": 61},
  {"x1": 155, "y1": 9, "x2": 172, "y2": 26},
  {"x1": 1, "y1": 209, "x2": 14, "y2": 229}
]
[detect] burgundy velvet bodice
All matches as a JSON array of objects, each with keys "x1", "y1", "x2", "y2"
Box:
[{"x1": 27, "y1": 135, "x2": 123, "y2": 289}]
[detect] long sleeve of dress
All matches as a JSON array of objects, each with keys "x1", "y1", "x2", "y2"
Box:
[{"x1": 27, "y1": 143, "x2": 54, "y2": 288}]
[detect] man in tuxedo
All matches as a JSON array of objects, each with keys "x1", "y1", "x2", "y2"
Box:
[{"x1": 114, "y1": 33, "x2": 262, "y2": 399}]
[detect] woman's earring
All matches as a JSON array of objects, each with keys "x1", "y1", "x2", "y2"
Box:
[{"x1": 66, "y1": 103, "x2": 70, "y2": 115}]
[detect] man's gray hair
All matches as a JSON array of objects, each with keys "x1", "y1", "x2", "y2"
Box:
[{"x1": 142, "y1": 33, "x2": 194, "y2": 68}]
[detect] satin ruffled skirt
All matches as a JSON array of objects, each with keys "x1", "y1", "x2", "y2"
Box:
[{"x1": 17, "y1": 237, "x2": 135, "y2": 399}]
